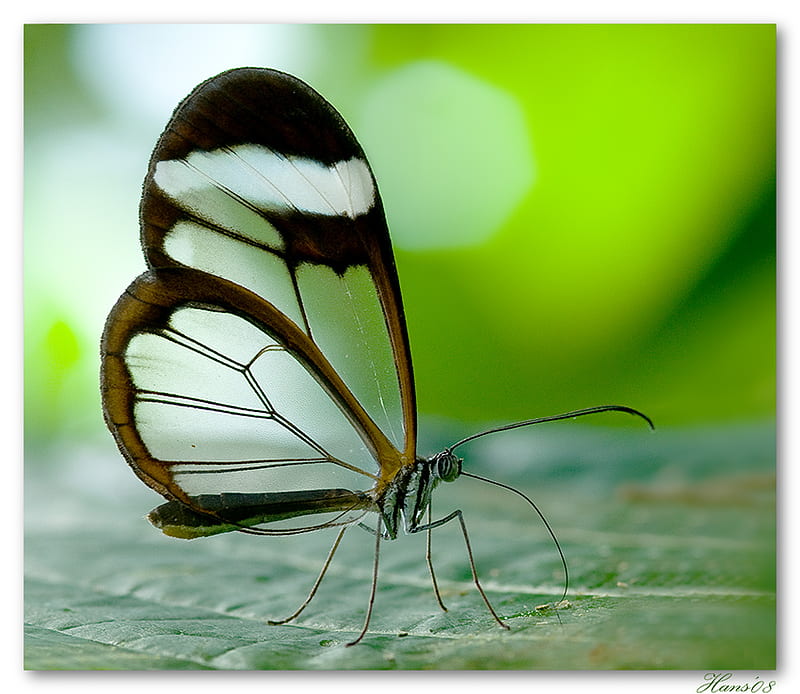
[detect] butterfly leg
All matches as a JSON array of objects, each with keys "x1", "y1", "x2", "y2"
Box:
[
  {"x1": 412, "y1": 510, "x2": 509, "y2": 630},
  {"x1": 267, "y1": 525, "x2": 347, "y2": 626},
  {"x1": 356, "y1": 522, "x2": 391, "y2": 540},
  {"x1": 425, "y1": 504, "x2": 448, "y2": 612},
  {"x1": 346, "y1": 513, "x2": 383, "y2": 646}
]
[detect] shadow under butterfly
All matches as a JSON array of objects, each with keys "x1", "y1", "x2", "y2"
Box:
[{"x1": 100, "y1": 67, "x2": 653, "y2": 646}]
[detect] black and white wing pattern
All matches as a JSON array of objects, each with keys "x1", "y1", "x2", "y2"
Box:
[{"x1": 101, "y1": 68, "x2": 417, "y2": 535}]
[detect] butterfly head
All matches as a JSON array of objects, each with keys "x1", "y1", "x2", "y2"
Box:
[{"x1": 432, "y1": 450, "x2": 463, "y2": 483}]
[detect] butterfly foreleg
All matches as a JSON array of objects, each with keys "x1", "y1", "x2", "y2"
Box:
[
  {"x1": 356, "y1": 521, "x2": 392, "y2": 540},
  {"x1": 410, "y1": 508, "x2": 510, "y2": 630},
  {"x1": 267, "y1": 525, "x2": 347, "y2": 626}
]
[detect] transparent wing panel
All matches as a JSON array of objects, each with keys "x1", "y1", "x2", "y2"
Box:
[
  {"x1": 173, "y1": 459, "x2": 369, "y2": 496},
  {"x1": 134, "y1": 399, "x2": 320, "y2": 463},
  {"x1": 296, "y1": 264, "x2": 404, "y2": 450},
  {"x1": 123, "y1": 306, "x2": 379, "y2": 497},
  {"x1": 249, "y1": 343, "x2": 378, "y2": 469},
  {"x1": 166, "y1": 306, "x2": 283, "y2": 365},
  {"x1": 162, "y1": 233, "x2": 307, "y2": 332},
  {"x1": 126, "y1": 330, "x2": 264, "y2": 412}
]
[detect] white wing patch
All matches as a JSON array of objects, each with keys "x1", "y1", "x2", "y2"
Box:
[{"x1": 154, "y1": 145, "x2": 376, "y2": 219}]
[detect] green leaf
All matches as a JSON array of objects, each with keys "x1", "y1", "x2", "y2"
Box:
[{"x1": 25, "y1": 423, "x2": 774, "y2": 669}]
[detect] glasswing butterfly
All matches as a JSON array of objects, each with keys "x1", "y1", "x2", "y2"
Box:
[{"x1": 100, "y1": 67, "x2": 652, "y2": 645}]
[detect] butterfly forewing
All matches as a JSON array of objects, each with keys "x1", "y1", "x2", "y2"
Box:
[{"x1": 101, "y1": 68, "x2": 417, "y2": 532}]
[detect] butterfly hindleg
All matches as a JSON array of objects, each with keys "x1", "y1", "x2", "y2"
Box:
[
  {"x1": 267, "y1": 525, "x2": 348, "y2": 626},
  {"x1": 346, "y1": 513, "x2": 383, "y2": 646}
]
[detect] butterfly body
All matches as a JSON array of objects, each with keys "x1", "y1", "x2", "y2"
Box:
[{"x1": 373, "y1": 450, "x2": 463, "y2": 539}]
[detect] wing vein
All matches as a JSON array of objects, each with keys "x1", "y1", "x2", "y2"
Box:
[
  {"x1": 136, "y1": 389, "x2": 273, "y2": 419},
  {"x1": 160, "y1": 327, "x2": 246, "y2": 372}
]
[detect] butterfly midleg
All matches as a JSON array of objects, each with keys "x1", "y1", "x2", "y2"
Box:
[
  {"x1": 267, "y1": 525, "x2": 347, "y2": 625},
  {"x1": 346, "y1": 514, "x2": 383, "y2": 646},
  {"x1": 411, "y1": 509, "x2": 510, "y2": 630}
]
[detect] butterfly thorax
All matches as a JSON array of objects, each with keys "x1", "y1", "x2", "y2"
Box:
[{"x1": 377, "y1": 451, "x2": 463, "y2": 540}]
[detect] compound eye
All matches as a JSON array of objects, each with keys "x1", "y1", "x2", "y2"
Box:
[{"x1": 436, "y1": 452, "x2": 462, "y2": 482}]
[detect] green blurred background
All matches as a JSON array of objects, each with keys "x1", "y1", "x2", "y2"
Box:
[{"x1": 24, "y1": 23, "x2": 775, "y2": 458}]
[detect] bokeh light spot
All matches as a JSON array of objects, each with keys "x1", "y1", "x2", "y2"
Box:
[{"x1": 357, "y1": 61, "x2": 535, "y2": 250}]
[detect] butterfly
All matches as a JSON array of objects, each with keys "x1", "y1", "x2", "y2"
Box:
[{"x1": 100, "y1": 67, "x2": 652, "y2": 645}]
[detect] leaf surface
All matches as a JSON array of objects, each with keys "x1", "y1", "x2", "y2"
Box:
[{"x1": 25, "y1": 423, "x2": 775, "y2": 669}]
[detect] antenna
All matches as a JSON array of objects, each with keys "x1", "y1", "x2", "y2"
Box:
[
  {"x1": 448, "y1": 405, "x2": 654, "y2": 453},
  {"x1": 451, "y1": 404, "x2": 653, "y2": 612},
  {"x1": 461, "y1": 470, "x2": 571, "y2": 603}
]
